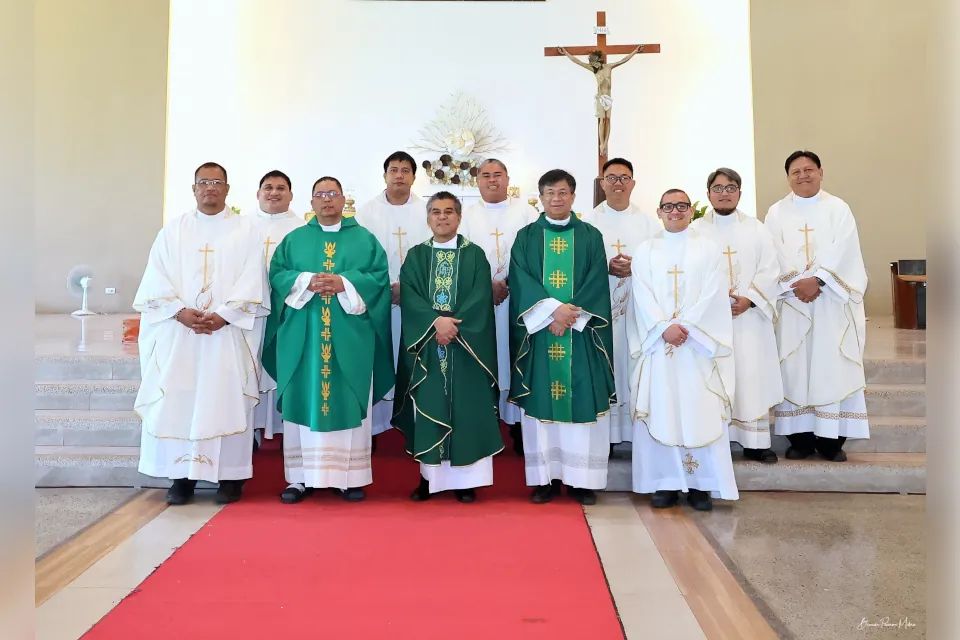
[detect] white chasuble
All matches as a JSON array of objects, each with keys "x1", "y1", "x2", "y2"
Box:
[
  {"x1": 134, "y1": 208, "x2": 264, "y2": 482},
  {"x1": 626, "y1": 228, "x2": 738, "y2": 500},
  {"x1": 282, "y1": 220, "x2": 375, "y2": 489},
  {"x1": 459, "y1": 198, "x2": 537, "y2": 425},
  {"x1": 764, "y1": 191, "x2": 870, "y2": 440},
  {"x1": 580, "y1": 202, "x2": 661, "y2": 443},
  {"x1": 357, "y1": 191, "x2": 430, "y2": 434},
  {"x1": 693, "y1": 209, "x2": 784, "y2": 449},
  {"x1": 249, "y1": 209, "x2": 305, "y2": 439}
]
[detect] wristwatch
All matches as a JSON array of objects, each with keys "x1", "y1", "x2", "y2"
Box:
[{"x1": 816, "y1": 277, "x2": 825, "y2": 287}]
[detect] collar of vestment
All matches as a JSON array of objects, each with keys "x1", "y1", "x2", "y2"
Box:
[
  {"x1": 702, "y1": 208, "x2": 745, "y2": 224},
  {"x1": 257, "y1": 209, "x2": 292, "y2": 219},
  {"x1": 537, "y1": 212, "x2": 580, "y2": 230},
  {"x1": 380, "y1": 190, "x2": 417, "y2": 206},
  {"x1": 432, "y1": 236, "x2": 459, "y2": 248},
  {"x1": 663, "y1": 227, "x2": 691, "y2": 244},
  {"x1": 307, "y1": 215, "x2": 356, "y2": 231},
  {"x1": 602, "y1": 201, "x2": 637, "y2": 215},
  {"x1": 423, "y1": 234, "x2": 469, "y2": 248},
  {"x1": 194, "y1": 206, "x2": 229, "y2": 220},
  {"x1": 482, "y1": 198, "x2": 509, "y2": 210}
]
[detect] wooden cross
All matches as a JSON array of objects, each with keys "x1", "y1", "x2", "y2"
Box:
[
  {"x1": 491, "y1": 228, "x2": 504, "y2": 265},
  {"x1": 723, "y1": 246, "x2": 738, "y2": 288},
  {"x1": 393, "y1": 227, "x2": 407, "y2": 261},
  {"x1": 544, "y1": 11, "x2": 660, "y2": 175},
  {"x1": 799, "y1": 224, "x2": 815, "y2": 264},
  {"x1": 668, "y1": 264, "x2": 683, "y2": 315},
  {"x1": 263, "y1": 236, "x2": 276, "y2": 263},
  {"x1": 611, "y1": 238, "x2": 626, "y2": 255},
  {"x1": 199, "y1": 244, "x2": 214, "y2": 287}
]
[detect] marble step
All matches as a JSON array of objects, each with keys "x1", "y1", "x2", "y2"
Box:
[
  {"x1": 35, "y1": 355, "x2": 141, "y2": 381},
  {"x1": 863, "y1": 358, "x2": 925, "y2": 385},
  {"x1": 606, "y1": 453, "x2": 925, "y2": 494},
  {"x1": 865, "y1": 384, "x2": 925, "y2": 417},
  {"x1": 773, "y1": 416, "x2": 925, "y2": 453},
  {"x1": 35, "y1": 410, "x2": 142, "y2": 446},
  {"x1": 34, "y1": 446, "x2": 211, "y2": 488},
  {"x1": 36, "y1": 380, "x2": 140, "y2": 411}
]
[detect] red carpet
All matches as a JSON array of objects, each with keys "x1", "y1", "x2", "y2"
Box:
[{"x1": 83, "y1": 427, "x2": 623, "y2": 639}]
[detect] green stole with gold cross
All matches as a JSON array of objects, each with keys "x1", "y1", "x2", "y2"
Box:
[{"x1": 542, "y1": 226, "x2": 575, "y2": 422}]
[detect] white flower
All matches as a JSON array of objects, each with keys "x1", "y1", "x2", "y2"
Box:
[{"x1": 444, "y1": 128, "x2": 476, "y2": 160}]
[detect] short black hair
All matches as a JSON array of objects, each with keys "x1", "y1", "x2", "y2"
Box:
[
  {"x1": 383, "y1": 151, "x2": 417, "y2": 175},
  {"x1": 784, "y1": 150, "x2": 822, "y2": 174},
  {"x1": 659, "y1": 189, "x2": 690, "y2": 207},
  {"x1": 194, "y1": 162, "x2": 227, "y2": 183},
  {"x1": 707, "y1": 167, "x2": 742, "y2": 189},
  {"x1": 478, "y1": 158, "x2": 508, "y2": 174},
  {"x1": 312, "y1": 176, "x2": 344, "y2": 194},
  {"x1": 538, "y1": 169, "x2": 576, "y2": 195},
  {"x1": 602, "y1": 157, "x2": 634, "y2": 175},
  {"x1": 426, "y1": 191, "x2": 462, "y2": 216},
  {"x1": 259, "y1": 170, "x2": 291, "y2": 190}
]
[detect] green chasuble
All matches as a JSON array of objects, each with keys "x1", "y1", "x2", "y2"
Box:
[
  {"x1": 263, "y1": 216, "x2": 393, "y2": 432},
  {"x1": 508, "y1": 214, "x2": 615, "y2": 423},
  {"x1": 393, "y1": 236, "x2": 504, "y2": 466}
]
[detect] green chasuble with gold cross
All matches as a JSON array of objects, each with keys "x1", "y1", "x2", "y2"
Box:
[
  {"x1": 508, "y1": 214, "x2": 615, "y2": 424},
  {"x1": 393, "y1": 236, "x2": 504, "y2": 466},
  {"x1": 263, "y1": 216, "x2": 393, "y2": 432}
]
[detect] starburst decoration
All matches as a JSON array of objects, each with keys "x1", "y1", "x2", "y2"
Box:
[{"x1": 408, "y1": 91, "x2": 511, "y2": 159}]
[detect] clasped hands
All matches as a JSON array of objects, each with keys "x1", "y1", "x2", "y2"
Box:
[
  {"x1": 730, "y1": 292, "x2": 752, "y2": 317},
  {"x1": 307, "y1": 273, "x2": 346, "y2": 296},
  {"x1": 176, "y1": 309, "x2": 227, "y2": 334},
  {"x1": 492, "y1": 279, "x2": 510, "y2": 306},
  {"x1": 790, "y1": 276, "x2": 822, "y2": 303},
  {"x1": 548, "y1": 303, "x2": 582, "y2": 337},
  {"x1": 662, "y1": 323, "x2": 689, "y2": 347},
  {"x1": 608, "y1": 254, "x2": 632, "y2": 279},
  {"x1": 434, "y1": 316, "x2": 462, "y2": 346}
]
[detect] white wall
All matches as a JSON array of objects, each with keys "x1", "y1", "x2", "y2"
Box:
[{"x1": 165, "y1": 0, "x2": 755, "y2": 220}]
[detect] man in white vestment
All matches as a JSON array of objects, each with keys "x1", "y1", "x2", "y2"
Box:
[
  {"x1": 764, "y1": 150, "x2": 870, "y2": 461},
  {"x1": 692, "y1": 168, "x2": 783, "y2": 464},
  {"x1": 579, "y1": 157, "x2": 660, "y2": 449},
  {"x1": 358, "y1": 151, "x2": 430, "y2": 444},
  {"x1": 248, "y1": 170, "x2": 305, "y2": 449},
  {"x1": 134, "y1": 162, "x2": 264, "y2": 505},
  {"x1": 626, "y1": 189, "x2": 738, "y2": 511},
  {"x1": 459, "y1": 158, "x2": 537, "y2": 455}
]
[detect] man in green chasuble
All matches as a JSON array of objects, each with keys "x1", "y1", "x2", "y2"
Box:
[
  {"x1": 509, "y1": 169, "x2": 615, "y2": 505},
  {"x1": 393, "y1": 192, "x2": 503, "y2": 503},
  {"x1": 264, "y1": 177, "x2": 393, "y2": 504}
]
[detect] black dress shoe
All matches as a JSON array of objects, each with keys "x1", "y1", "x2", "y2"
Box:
[
  {"x1": 743, "y1": 448, "x2": 779, "y2": 463},
  {"x1": 687, "y1": 489, "x2": 713, "y2": 511},
  {"x1": 410, "y1": 477, "x2": 431, "y2": 502},
  {"x1": 280, "y1": 484, "x2": 313, "y2": 504},
  {"x1": 333, "y1": 487, "x2": 365, "y2": 502},
  {"x1": 785, "y1": 446, "x2": 812, "y2": 460},
  {"x1": 508, "y1": 423, "x2": 524, "y2": 457},
  {"x1": 215, "y1": 480, "x2": 245, "y2": 504},
  {"x1": 651, "y1": 490, "x2": 680, "y2": 508},
  {"x1": 371, "y1": 434, "x2": 378, "y2": 455},
  {"x1": 530, "y1": 484, "x2": 558, "y2": 504},
  {"x1": 454, "y1": 488, "x2": 476, "y2": 503},
  {"x1": 166, "y1": 479, "x2": 197, "y2": 506},
  {"x1": 568, "y1": 487, "x2": 597, "y2": 505},
  {"x1": 820, "y1": 449, "x2": 848, "y2": 462}
]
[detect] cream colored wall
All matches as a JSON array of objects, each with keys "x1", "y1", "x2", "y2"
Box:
[
  {"x1": 35, "y1": 0, "x2": 169, "y2": 313},
  {"x1": 750, "y1": 0, "x2": 930, "y2": 317}
]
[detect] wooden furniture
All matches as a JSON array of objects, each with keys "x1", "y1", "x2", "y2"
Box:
[{"x1": 890, "y1": 260, "x2": 926, "y2": 329}]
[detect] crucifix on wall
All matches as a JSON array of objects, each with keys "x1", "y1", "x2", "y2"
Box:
[{"x1": 545, "y1": 11, "x2": 660, "y2": 205}]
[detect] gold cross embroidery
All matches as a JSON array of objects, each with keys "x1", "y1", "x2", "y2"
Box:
[
  {"x1": 723, "y1": 246, "x2": 737, "y2": 288},
  {"x1": 668, "y1": 264, "x2": 683, "y2": 316},
  {"x1": 491, "y1": 228, "x2": 504, "y2": 265},
  {"x1": 321, "y1": 343, "x2": 332, "y2": 362},
  {"x1": 682, "y1": 453, "x2": 699, "y2": 475},
  {"x1": 799, "y1": 224, "x2": 814, "y2": 265},
  {"x1": 548, "y1": 270, "x2": 568, "y2": 288},
  {"x1": 263, "y1": 236, "x2": 276, "y2": 263},
  {"x1": 547, "y1": 343, "x2": 567, "y2": 361},
  {"x1": 611, "y1": 238, "x2": 626, "y2": 254},
  {"x1": 393, "y1": 227, "x2": 407, "y2": 261},
  {"x1": 321, "y1": 404, "x2": 330, "y2": 416},
  {"x1": 550, "y1": 381, "x2": 567, "y2": 400},
  {"x1": 321, "y1": 327, "x2": 331, "y2": 341},
  {"x1": 321, "y1": 364, "x2": 331, "y2": 378},
  {"x1": 323, "y1": 258, "x2": 336, "y2": 271},
  {"x1": 549, "y1": 236, "x2": 568, "y2": 254},
  {"x1": 199, "y1": 244, "x2": 214, "y2": 287}
]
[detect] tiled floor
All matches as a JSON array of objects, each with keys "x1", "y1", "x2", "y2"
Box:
[
  {"x1": 36, "y1": 488, "x2": 138, "y2": 558},
  {"x1": 692, "y1": 492, "x2": 926, "y2": 639}
]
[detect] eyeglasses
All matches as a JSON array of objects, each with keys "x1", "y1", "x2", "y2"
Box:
[
  {"x1": 660, "y1": 202, "x2": 691, "y2": 213},
  {"x1": 313, "y1": 190, "x2": 342, "y2": 199},
  {"x1": 604, "y1": 175, "x2": 633, "y2": 184},
  {"x1": 196, "y1": 179, "x2": 225, "y2": 187},
  {"x1": 710, "y1": 185, "x2": 739, "y2": 194}
]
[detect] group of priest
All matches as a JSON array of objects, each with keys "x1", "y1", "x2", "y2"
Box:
[{"x1": 132, "y1": 148, "x2": 869, "y2": 512}]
